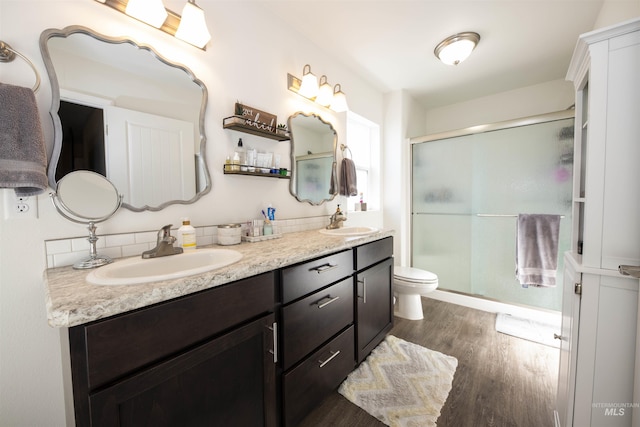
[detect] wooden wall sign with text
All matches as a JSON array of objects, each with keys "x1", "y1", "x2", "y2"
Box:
[{"x1": 235, "y1": 103, "x2": 277, "y2": 133}]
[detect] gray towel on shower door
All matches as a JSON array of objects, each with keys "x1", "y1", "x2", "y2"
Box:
[
  {"x1": 515, "y1": 214, "x2": 561, "y2": 288},
  {"x1": 0, "y1": 83, "x2": 48, "y2": 196}
]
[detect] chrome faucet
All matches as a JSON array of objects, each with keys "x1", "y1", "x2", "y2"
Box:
[
  {"x1": 142, "y1": 224, "x2": 184, "y2": 258},
  {"x1": 326, "y1": 205, "x2": 347, "y2": 229}
]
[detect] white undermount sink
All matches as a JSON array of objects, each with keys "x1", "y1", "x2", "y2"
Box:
[
  {"x1": 86, "y1": 248, "x2": 243, "y2": 285},
  {"x1": 318, "y1": 226, "x2": 379, "y2": 237}
]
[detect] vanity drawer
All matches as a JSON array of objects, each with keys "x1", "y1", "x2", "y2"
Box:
[
  {"x1": 283, "y1": 325, "x2": 355, "y2": 427},
  {"x1": 355, "y1": 236, "x2": 393, "y2": 271},
  {"x1": 73, "y1": 272, "x2": 276, "y2": 390},
  {"x1": 281, "y1": 249, "x2": 353, "y2": 304},
  {"x1": 281, "y1": 277, "x2": 354, "y2": 370}
]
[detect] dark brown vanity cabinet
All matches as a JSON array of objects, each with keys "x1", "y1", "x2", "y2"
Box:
[
  {"x1": 354, "y1": 237, "x2": 394, "y2": 363},
  {"x1": 68, "y1": 272, "x2": 277, "y2": 427},
  {"x1": 280, "y1": 250, "x2": 356, "y2": 426}
]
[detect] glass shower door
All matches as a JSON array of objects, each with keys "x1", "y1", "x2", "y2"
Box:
[{"x1": 411, "y1": 116, "x2": 574, "y2": 311}]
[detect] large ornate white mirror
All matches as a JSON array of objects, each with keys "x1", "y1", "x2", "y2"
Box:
[
  {"x1": 40, "y1": 26, "x2": 209, "y2": 212},
  {"x1": 288, "y1": 112, "x2": 337, "y2": 205}
]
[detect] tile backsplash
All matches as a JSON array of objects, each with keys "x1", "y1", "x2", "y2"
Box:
[{"x1": 45, "y1": 216, "x2": 328, "y2": 269}]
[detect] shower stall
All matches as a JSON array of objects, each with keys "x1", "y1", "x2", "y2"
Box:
[{"x1": 411, "y1": 111, "x2": 574, "y2": 312}]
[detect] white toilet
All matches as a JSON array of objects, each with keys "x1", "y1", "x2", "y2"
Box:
[{"x1": 393, "y1": 266, "x2": 439, "y2": 320}]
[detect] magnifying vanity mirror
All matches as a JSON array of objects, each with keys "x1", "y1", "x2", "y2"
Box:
[
  {"x1": 40, "y1": 26, "x2": 209, "y2": 212},
  {"x1": 288, "y1": 112, "x2": 337, "y2": 205},
  {"x1": 51, "y1": 170, "x2": 123, "y2": 269}
]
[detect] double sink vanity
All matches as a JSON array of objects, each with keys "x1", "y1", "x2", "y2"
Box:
[{"x1": 44, "y1": 228, "x2": 394, "y2": 426}]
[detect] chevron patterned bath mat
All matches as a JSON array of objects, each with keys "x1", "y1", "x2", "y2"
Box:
[{"x1": 338, "y1": 335, "x2": 457, "y2": 427}]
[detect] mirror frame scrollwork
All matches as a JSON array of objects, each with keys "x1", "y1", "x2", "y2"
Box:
[
  {"x1": 288, "y1": 112, "x2": 338, "y2": 206},
  {"x1": 39, "y1": 25, "x2": 210, "y2": 212}
]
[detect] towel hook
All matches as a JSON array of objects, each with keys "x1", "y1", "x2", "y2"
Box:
[{"x1": 0, "y1": 41, "x2": 41, "y2": 93}]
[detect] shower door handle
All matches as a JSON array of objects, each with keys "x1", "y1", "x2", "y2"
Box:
[{"x1": 619, "y1": 265, "x2": 640, "y2": 278}]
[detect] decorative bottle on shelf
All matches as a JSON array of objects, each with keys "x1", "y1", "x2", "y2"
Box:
[
  {"x1": 236, "y1": 138, "x2": 246, "y2": 171},
  {"x1": 177, "y1": 218, "x2": 196, "y2": 252}
]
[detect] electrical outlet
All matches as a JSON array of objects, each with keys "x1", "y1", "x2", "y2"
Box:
[{"x1": 3, "y1": 191, "x2": 38, "y2": 219}]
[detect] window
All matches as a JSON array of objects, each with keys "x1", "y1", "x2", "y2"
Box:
[{"x1": 345, "y1": 112, "x2": 380, "y2": 211}]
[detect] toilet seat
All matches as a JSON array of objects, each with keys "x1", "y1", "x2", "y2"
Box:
[{"x1": 394, "y1": 266, "x2": 438, "y2": 284}]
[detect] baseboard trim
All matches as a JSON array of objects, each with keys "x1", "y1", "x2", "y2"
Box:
[{"x1": 425, "y1": 289, "x2": 561, "y2": 324}]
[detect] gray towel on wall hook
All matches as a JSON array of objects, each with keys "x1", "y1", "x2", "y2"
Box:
[{"x1": 0, "y1": 83, "x2": 48, "y2": 196}]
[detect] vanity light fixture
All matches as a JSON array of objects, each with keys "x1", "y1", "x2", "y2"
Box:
[
  {"x1": 175, "y1": 0, "x2": 212, "y2": 49},
  {"x1": 330, "y1": 84, "x2": 349, "y2": 112},
  {"x1": 298, "y1": 64, "x2": 319, "y2": 99},
  {"x1": 315, "y1": 75, "x2": 334, "y2": 107},
  {"x1": 287, "y1": 65, "x2": 349, "y2": 112},
  {"x1": 125, "y1": 0, "x2": 167, "y2": 28},
  {"x1": 434, "y1": 32, "x2": 480, "y2": 65},
  {"x1": 97, "y1": 0, "x2": 212, "y2": 49}
]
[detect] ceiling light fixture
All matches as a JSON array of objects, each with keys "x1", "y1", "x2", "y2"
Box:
[
  {"x1": 434, "y1": 32, "x2": 480, "y2": 65},
  {"x1": 287, "y1": 65, "x2": 349, "y2": 112},
  {"x1": 97, "y1": 0, "x2": 211, "y2": 49}
]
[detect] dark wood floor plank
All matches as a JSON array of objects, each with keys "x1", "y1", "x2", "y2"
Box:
[{"x1": 298, "y1": 297, "x2": 559, "y2": 427}]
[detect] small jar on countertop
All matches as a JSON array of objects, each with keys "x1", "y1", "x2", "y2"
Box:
[{"x1": 217, "y1": 223, "x2": 241, "y2": 245}]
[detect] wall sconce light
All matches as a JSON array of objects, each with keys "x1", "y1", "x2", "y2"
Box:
[
  {"x1": 287, "y1": 65, "x2": 349, "y2": 112},
  {"x1": 97, "y1": 0, "x2": 212, "y2": 49},
  {"x1": 434, "y1": 32, "x2": 480, "y2": 65}
]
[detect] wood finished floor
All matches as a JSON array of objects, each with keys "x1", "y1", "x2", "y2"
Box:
[{"x1": 298, "y1": 297, "x2": 559, "y2": 427}]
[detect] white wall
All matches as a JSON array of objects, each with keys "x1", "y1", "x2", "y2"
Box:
[{"x1": 0, "y1": 1, "x2": 384, "y2": 425}]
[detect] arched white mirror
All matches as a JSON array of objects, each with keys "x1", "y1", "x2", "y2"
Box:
[
  {"x1": 288, "y1": 112, "x2": 337, "y2": 205},
  {"x1": 51, "y1": 170, "x2": 123, "y2": 269},
  {"x1": 40, "y1": 26, "x2": 209, "y2": 212}
]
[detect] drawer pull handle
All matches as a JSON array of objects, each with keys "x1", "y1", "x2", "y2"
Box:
[
  {"x1": 311, "y1": 263, "x2": 338, "y2": 274},
  {"x1": 266, "y1": 322, "x2": 278, "y2": 363},
  {"x1": 318, "y1": 350, "x2": 341, "y2": 368},
  {"x1": 316, "y1": 295, "x2": 340, "y2": 309}
]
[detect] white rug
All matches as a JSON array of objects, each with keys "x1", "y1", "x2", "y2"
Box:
[
  {"x1": 338, "y1": 335, "x2": 458, "y2": 427},
  {"x1": 495, "y1": 313, "x2": 560, "y2": 348}
]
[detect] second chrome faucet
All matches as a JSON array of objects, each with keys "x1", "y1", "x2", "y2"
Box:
[{"x1": 142, "y1": 224, "x2": 184, "y2": 258}]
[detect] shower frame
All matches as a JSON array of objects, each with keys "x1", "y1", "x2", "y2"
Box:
[{"x1": 409, "y1": 109, "x2": 575, "y2": 312}]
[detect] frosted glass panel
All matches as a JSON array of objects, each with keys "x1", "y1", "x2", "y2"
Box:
[
  {"x1": 412, "y1": 135, "x2": 473, "y2": 214},
  {"x1": 412, "y1": 117, "x2": 574, "y2": 311}
]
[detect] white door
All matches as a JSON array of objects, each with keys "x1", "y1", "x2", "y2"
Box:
[{"x1": 105, "y1": 106, "x2": 196, "y2": 207}]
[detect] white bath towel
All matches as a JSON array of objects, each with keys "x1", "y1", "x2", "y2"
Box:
[
  {"x1": 516, "y1": 214, "x2": 561, "y2": 288},
  {"x1": 0, "y1": 83, "x2": 48, "y2": 196}
]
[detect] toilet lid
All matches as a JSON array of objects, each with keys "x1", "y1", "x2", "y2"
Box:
[{"x1": 394, "y1": 266, "x2": 438, "y2": 283}]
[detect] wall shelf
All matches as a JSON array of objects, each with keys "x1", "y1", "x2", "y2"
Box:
[
  {"x1": 223, "y1": 165, "x2": 290, "y2": 179},
  {"x1": 223, "y1": 116, "x2": 290, "y2": 141}
]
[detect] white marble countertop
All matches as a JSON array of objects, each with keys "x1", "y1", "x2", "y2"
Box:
[{"x1": 44, "y1": 228, "x2": 394, "y2": 328}]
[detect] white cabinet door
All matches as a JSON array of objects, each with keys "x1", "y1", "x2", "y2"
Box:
[
  {"x1": 556, "y1": 255, "x2": 581, "y2": 427},
  {"x1": 105, "y1": 106, "x2": 196, "y2": 207},
  {"x1": 601, "y1": 31, "x2": 640, "y2": 270}
]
